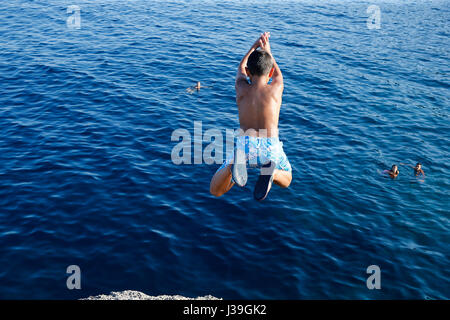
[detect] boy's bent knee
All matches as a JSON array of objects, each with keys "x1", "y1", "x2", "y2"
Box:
[
  {"x1": 210, "y1": 189, "x2": 223, "y2": 197},
  {"x1": 279, "y1": 179, "x2": 292, "y2": 188},
  {"x1": 284, "y1": 172, "x2": 292, "y2": 188},
  {"x1": 209, "y1": 184, "x2": 224, "y2": 197},
  {"x1": 274, "y1": 170, "x2": 292, "y2": 188}
]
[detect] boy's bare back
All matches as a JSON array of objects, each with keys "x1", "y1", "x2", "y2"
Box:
[
  {"x1": 236, "y1": 80, "x2": 282, "y2": 137},
  {"x1": 235, "y1": 32, "x2": 284, "y2": 137}
]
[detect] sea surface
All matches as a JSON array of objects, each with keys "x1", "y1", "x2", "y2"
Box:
[{"x1": 0, "y1": 0, "x2": 449, "y2": 299}]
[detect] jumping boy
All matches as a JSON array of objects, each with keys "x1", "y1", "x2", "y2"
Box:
[{"x1": 209, "y1": 32, "x2": 292, "y2": 201}]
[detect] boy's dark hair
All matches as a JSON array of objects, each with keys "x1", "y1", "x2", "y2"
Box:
[
  {"x1": 416, "y1": 162, "x2": 421, "y2": 166},
  {"x1": 247, "y1": 50, "x2": 273, "y2": 76}
]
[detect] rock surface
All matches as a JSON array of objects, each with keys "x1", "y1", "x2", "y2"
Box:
[{"x1": 82, "y1": 290, "x2": 221, "y2": 300}]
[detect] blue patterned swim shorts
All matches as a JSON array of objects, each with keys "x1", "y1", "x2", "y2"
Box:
[{"x1": 217, "y1": 136, "x2": 292, "y2": 173}]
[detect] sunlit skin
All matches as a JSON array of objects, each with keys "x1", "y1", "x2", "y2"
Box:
[
  {"x1": 210, "y1": 32, "x2": 292, "y2": 197},
  {"x1": 414, "y1": 163, "x2": 425, "y2": 176},
  {"x1": 401, "y1": 162, "x2": 425, "y2": 176},
  {"x1": 387, "y1": 164, "x2": 399, "y2": 178}
]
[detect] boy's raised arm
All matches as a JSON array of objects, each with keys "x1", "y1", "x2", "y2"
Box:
[
  {"x1": 260, "y1": 32, "x2": 283, "y2": 88},
  {"x1": 236, "y1": 36, "x2": 263, "y2": 87},
  {"x1": 270, "y1": 58, "x2": 284, "y2": 88}
]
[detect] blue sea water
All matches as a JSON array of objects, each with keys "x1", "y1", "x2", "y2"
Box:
[{"x1": 0, "y1": 0, "x2": 449, "y2": 299}]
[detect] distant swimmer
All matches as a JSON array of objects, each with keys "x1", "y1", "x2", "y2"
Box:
[
  {"x1": 414, "y1": 163, "x2": 425, "y2": 176},
  {"x1": 186, "y1": 81, "x2": 209, "y2": 94},
  {"x1": 384, "y1": 164, "x2": 399, "y2": 178},
  {"x1": 209, "y1": 32, "x2": 292, "y2": 201},
  {"x1": 401, "y1": 162, "x2": 425, "y2": 177}
]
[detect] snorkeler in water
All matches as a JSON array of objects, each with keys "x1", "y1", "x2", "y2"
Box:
[
  {"x1": 384, "y1": 164, "x2": 399, "y2": 178},
  {"x1": 401, "y1": 162, "x2": 425, "y2": 177}
]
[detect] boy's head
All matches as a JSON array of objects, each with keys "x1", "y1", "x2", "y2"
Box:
[
  {"x1": 415, "y1": 162, "x2": 422, "y2": 170},
  {"x1": 391, "y1": 165, "x2": 399, "y2": 173},
  {"x1": 246, "y1": 49, "x2": 274, "y2": 78}
]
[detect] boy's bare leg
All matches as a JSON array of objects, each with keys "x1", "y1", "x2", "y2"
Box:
[
  {"x1": 273, "y1": 169, "x2": 292, "y2": 188},
  {"x1": 210, "y1": 164, "x2": 235, "y2": 197}
]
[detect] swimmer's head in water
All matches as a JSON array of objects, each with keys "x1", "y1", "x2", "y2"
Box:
[
  {"x1": 415, "y1": 162, "x2": 422, "y2": 170},
  {"x1": 246, "y1": 50, "x2": 274, "y2": 77},
  {"x1": 391, "y1": 165, "x2": 399, "y2": 174}
]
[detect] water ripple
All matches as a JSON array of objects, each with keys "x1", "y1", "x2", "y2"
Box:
[{"x1": 0, "y1": 0, "x2": 448, "y2": 299}]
